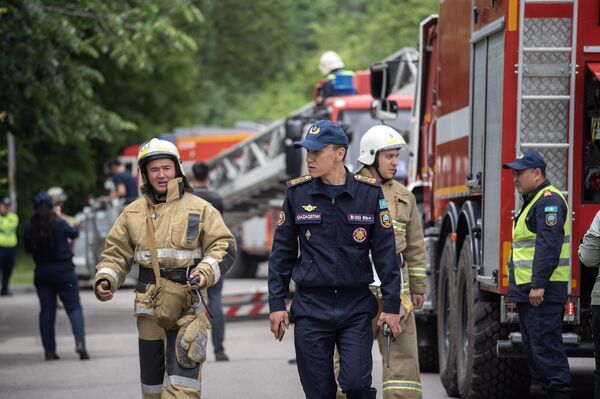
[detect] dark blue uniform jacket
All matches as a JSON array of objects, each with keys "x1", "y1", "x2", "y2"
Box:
[
  {"x1": 268, "y1": 170, "x2": 401, "y2": 314},
  {"x1": 508, "y1": 180, "x2": 569, "y2": 303},
  {"x1": 24, "y1": 217, "x2": 79, "y2": 273}
]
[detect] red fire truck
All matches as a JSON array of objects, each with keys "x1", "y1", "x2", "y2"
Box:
[{"x1": 373, "y1": 0, "x2": 597, "y2": 397}]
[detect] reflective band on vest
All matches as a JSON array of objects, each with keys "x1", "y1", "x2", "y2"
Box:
[{"x1": 511, "y1": 185, "x2": 570, "y2": 285}]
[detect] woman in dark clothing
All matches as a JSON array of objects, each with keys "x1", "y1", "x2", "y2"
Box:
[{"x1": 24, "y1": 192, "x2": 89, "y2": 361}]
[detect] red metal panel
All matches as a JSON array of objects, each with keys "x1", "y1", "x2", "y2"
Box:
[{"x1": 587, "y1": 63, "x2": 600, "y2": 81}]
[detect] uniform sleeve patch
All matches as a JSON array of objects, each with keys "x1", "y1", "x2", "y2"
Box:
[
  {"x1": 380, "y1": 210, "x2": 392, "y2": 228},
  {"x1": 354, "y1": 174, "x2": 379, "y2": 186},
  {"x1": 545, "y1": 213, "x2": 558, "y2": 227},
  {"x1": 544, "y1": 206, "x2": 558, "y2": 213},
  {"x1": 287, "y1": 175, "x2": 312, "y2": 188},
  {"x1": 277, "y1": 211, "x2": 286, "y2": 226},
  {"x1": 379, "y1": 199, "x2": 388, "y2": 210}
]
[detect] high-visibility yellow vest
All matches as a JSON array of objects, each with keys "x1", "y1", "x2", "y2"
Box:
[
  {"x1": 0, "y1": 212, "x2": 18, "y2": 248},
  {"x1": 511, "y1": 185, "x2": 570, "y2": 285}
]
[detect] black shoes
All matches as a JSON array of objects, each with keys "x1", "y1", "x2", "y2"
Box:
[
  {"x1": 215, "y1": 352, "x2": 229, "y2": 362},
  {"x1": 45, "y1": 353, "x2": 60, "y2": 361},
  {"x1": 75, "y1": 343, "x2": 90, "y2": 360}
]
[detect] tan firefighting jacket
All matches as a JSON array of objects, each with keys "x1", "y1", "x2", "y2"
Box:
[
  {"x1": 359, "y1": 168, "x2": 427, "y2": 295},
  {"x1": 94, "y1": 178, "x2": 236, "y2": 293}
]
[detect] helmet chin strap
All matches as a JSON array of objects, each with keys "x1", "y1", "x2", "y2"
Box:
[{"x1": 373, "y1": 156, "x2": 392, "y2": 184}]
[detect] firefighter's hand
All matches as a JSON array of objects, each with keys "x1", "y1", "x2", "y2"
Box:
[
  {"x1": 269, "y1": 311, "x2": 289, "y2": 341},
  {"x1": 187, "y1": 270, "x2": 206, "y2": 289},
  {"x1": 529, "y1": 288, "x2": 545, "y2": 307},
  {"x1": 411, "y1": 294, "x2": 424, "y2": 310},
  {"x1": 378, "y1": 312, "x2": 401, "y2": 338},
  {"x1": 95, "y1": 280, "x2": 113, "y2": 302}
]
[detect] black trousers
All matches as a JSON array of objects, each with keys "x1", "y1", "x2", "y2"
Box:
[{"x1": 592, "y1": 305, "x2": 600, "y2": 399}]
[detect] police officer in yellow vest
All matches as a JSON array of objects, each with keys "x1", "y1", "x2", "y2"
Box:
[
  {"x1": 94, "y1": 138, "x2": 236, "y2": 399},
  {"x1": 503, "y1": 149, "x2": 571, "y2": 399},
  {"x1": 0, "y1": 197, "x2": 18, "y2": 296},
  {"x1": 334, "y1": 126, "x2": 426, "y2": 398}
]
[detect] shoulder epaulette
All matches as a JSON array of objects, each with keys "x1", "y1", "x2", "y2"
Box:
[
  {"x1": 354, "y1": 174, "x2": 379, "y2": 187},
  {"x1": 287, "y1": 175, "x2": 312, "y2": 188},
  {"x1": 543, "y1": 189, "x2": 553, "y2": 197}
]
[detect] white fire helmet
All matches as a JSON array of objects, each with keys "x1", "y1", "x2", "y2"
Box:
[
  {"x1": 319, "y1": 51, "x2": 345, "y2": 75},
  {"x1": 47, "y1": 186, "x2": 67, "y2": 204},
  {"x1": 137, "y1": 138, "x2": 191, "y2": 190},
  {"x1": 358, "y1": 125, "x2": 406, "y2": 166}
]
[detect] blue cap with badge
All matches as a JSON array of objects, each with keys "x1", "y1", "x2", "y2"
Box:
[
  {"x1": 293, "y1": 120, "x2": 349, "y2": 151},
  {"x1": 502, "y1": 149, "x2": 547, "y2": 171}
]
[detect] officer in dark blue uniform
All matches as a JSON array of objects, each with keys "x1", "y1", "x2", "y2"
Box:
[
  {"x1": 268, "y1": 120, "x2": 401, "y2": 399},
  {"x1": 503, "y1": 149, "x2": 571, "y2": 399}
]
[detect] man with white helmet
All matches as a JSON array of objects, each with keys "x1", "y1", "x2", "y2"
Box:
[
  {"x1": 355, "y1": 125, "x2": 426, "y2": 399},
  {"x1": 94, "y1": 138, "x2": 236, "y2": 399},
  {"x1": 317, "y1": 51, "x2": 356, "y2": 103}
]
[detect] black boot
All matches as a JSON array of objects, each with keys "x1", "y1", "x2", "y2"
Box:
[
  {"x1": 76, "y1": 343, "x2": 90, "y2": 360},
  {"x1": 45, "y1": 353, "x2": 60, "y2": 361}
]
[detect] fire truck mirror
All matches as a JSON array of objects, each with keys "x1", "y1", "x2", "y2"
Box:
[
  {"x1": 285, "y1": 118, "x2": 305, "y2": 141},
  {"x1": 371, "y1": 99, "x2": 398, "y2": 121},
  {"x1": 371, "y1": 61, "x2": 395, "y2": 99}
]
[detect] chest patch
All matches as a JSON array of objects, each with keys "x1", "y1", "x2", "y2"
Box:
[
  {"x1": 348, "y1": 214, "x2": 374, "y2": 224},
  {"x1": 380, "y1": 210, "x2": 392, "y2": 228},
  {"x1": 353, "y1": 227, "x2": 367, "y2": 243},
  {"x1": 546, "y1": 213, "x2": 558, "y2": 227},
  {"x1": 296, "y1": 213, "x2": 322, "y2": 224}
]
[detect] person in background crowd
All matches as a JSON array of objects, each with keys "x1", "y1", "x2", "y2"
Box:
[
  {"x1": 0, "y1": 197, "x2": 18, "y2": 296},
  {"x1": 191, "y1": 162, "x2": 229, "y2": 362},
  {"x1": 107, "y1": 157, "x2": 139, "y2": 204},
  {"x1": 24, "y1": 192, "x2": 89, "y2": 361}
]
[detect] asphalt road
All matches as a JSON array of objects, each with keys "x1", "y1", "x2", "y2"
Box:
[{"x1": 0, "y1": 280, "x2": 594, "y2": 398}]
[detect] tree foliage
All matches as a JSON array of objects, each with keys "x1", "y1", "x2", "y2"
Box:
[{"x1": 0, "y1": 0, "x2": 438, "y2": 223}]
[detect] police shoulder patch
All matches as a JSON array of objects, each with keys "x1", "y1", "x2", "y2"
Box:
[
  {"x1": 287, "y1": 175, "x2": 312, "y2": 188},
  {"x1": 545, "y1": 212, "x2": 558, "y2": 227},
  {"x1": 354, "y1": 174, "x2": 379, "y2": 186}
]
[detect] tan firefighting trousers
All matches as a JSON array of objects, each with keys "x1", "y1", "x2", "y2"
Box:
[
  {"x1": 137, "y1": 315, "x2": 204, "y2": 399},
  {"x1": 335, "y1": 299, "x2": 422, "y2": 399}
]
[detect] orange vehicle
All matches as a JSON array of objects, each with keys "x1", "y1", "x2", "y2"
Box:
[{"x1": 373, "y1": 0, "x2": 597, "y2": 397}]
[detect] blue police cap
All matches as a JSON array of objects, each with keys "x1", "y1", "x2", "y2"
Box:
[
  {"x1": 293, "y1": 120, "x2": 349, "y2": 151},
  {"x1": 502, "y1": 149, "x2": 547, "y2": 171},
  {"x1": 34, "y1": 192, "x2": 53, "y2": 208},
  {"x1": 0, "y1": 197, "x2": 10, "y2": 205}
]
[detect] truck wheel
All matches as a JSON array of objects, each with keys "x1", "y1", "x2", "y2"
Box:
[
  {"x1": 416, "y1": 316, "x2": 439, "y2": 373},
  {"x1": 437, "y1": 236, "x2": 459, "y2": 397},
  {"x1": 455, "y1": 236, "x2": 530, "y2": 398}
]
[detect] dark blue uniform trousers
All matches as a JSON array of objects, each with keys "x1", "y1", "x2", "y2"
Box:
[
  {"x1": 0, "y1": 247, "x2": 16, "y2": 294},
  {"x1": 517, "y1": 302, "x2": 571, "y2": 395},
  {"x1": 207, "y1": 276, "x2": 226, "y2": 356},
  {"x1": 292, "y1": 287, "x2": 378, "y2": 399}
]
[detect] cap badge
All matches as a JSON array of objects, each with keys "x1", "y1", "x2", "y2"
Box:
[
  {"x1": 308, "y1": 126, "x2": 320, "y2": 135},
  {"x1": 517, "y1": 153, "x2": 525, "y2": 159}
]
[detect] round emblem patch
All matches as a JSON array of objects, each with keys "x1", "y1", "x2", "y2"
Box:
[
  {"x1": 380, "y1": 210, "x2": 392, "y2": 228},
  {"x1": 277, "y1": 211, "x2": 286, "y2": 226},
  {"x1": 353, "y1": 227, "x2": 367, "y2": 243}
]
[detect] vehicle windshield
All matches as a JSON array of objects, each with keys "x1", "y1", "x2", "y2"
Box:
[{"x1": 338, "y1": 109, "x2": 411, "y2": 179}]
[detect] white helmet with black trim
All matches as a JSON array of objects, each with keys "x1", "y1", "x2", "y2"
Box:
[
  {"x1": 319, "y1": 51, "x2": 345, "y2": 75},
  {"x1": 137, "y1": 138, "x2": 191, "y2": 190},
  {"x1": 47, "y1": 186, "x2": 67, "y2": 204},
  {"x1": 358, "y1": 125, "x2": 406, "y2": 166}
]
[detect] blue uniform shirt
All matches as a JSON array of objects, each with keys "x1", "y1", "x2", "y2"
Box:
[
  {"x1": 268, "y1": 170, "x2": 401, "y2": 314},
  {"x1": 508, "y1": 180, "x2": 569, "y2": 303}
]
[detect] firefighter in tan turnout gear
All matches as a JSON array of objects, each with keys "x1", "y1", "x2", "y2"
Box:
[
  {"x1": 337, "y1": 125, "x2": 426, "y2": 398},
  {"x1": 94, "y1": 138, "x2": 236, "y2": 399}
]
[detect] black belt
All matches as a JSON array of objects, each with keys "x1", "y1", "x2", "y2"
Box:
[{"x1": 138, "y1": 267, "x2": 190, "y2": 285}]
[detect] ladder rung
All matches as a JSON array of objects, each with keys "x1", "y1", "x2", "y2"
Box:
[
  {"x1": 525, "y1": 0, "x2": 573, "y2": 4},
  {"x1": 522, "y1": 95, "x2": 570, "y2": 101},
  {"x1": 521, "y1": 143, "x2": 569, "y2": 149},
  {"x1": 523, "y1": 47, "x2": 572, "y2": 53}
]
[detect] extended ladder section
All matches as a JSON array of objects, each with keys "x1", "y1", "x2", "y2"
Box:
[
  {"x1": 208, "y1": 103, "x2": 314, "y2": 226},
  {"x1": 515, "y1": 0, "x2": 578, "y2": 277}
]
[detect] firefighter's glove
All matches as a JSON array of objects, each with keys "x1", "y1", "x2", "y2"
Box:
[{"x1": 177, "y1": 315, "x2": 210, "y2": 367}]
